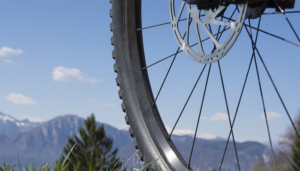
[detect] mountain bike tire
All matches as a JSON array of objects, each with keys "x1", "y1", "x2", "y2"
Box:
[{"x1": 110, "y1": 0, "x2": 191, "y2": 170}]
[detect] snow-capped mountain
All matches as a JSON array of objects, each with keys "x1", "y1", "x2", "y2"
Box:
[
  {"x1": 0, "y1": 112, "x2": 132, "y2": 168},
  {"x1": 0, "y1": 111, "x2": 42, "y2": 137},
  {"x1": 0, "y1": 112, "x2": 271, "y2": 171}
]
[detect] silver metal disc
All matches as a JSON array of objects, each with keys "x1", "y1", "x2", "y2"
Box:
[{"x1": 169, "y1": 1, "x2": 248, "y2": 64}]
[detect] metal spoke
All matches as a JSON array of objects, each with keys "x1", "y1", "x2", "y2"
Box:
[
  {"x1": 142, "y1": 27, "x2": 231, "y2": 70},
  {"x1": 208, "y1": 24, "x2": 214, "y2": 39},
  {"x1": 256, "y1": 51, "x2": 300, "y2": 139},
  {"x1": 271, "y1": 0, "x2": 300, "y2": 42},
  {"x1": 168, "y1": 64, "x2": 207, "y2": 140},
  {"x1": 188, "y1": 63, "x2": 212, "y2": 169},
  {"x1": 221, "y1": 16, "x2": 300, "y2": 47},
  {"x1": 253, "y1": 50, "x2": 278, "y2": 171},
  {"x1": 282, "y1": 15, "x2": 300, "y2": 43},
  {"x1": 263, "y1": 11, "x2": 300, "y2": 15},
  {"x1": 244, "y1": 23, "x2": 300, "y2": 47},
  {"x1": 219, "y1": 12, "x2": 259, "y2": 170},
  {"x1": 219, "y1": 53, "x2": 255, "y2": 171},
  {"x1": 152, "y1": 19, "x2": 193, "y2": 105},
  {"x1": 216, "y1": 17, "x2": 242, "y2": 168},
  {"x1": 243, "y1": 24, "x2": 300, "y2": 139},
  {"x1": 217, "y1": 60, "x2": 241, "y2": 171},
  {"x1": 152, "y1": 47, "x2": 180, "y2": 107},
  {"x1": 248, "y1": 17, "x2": 277, "y2": 171},
  {"x1": 137, "y1": 18, "x2": 188, "y2": 31},
  {"x1": 142, "y1": 47, "x2": 188, "y2": 71}
]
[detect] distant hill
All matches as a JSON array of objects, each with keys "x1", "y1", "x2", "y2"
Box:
[
  {"x1": 171, "y1": 135, "x2": 271, "y2": 170},
  {"x1": 0, "y1": 113, "x2": 131, "y2": 167},
  {"x1": 0, "y1": 112, "x2": 271, "y2": 170},
  {"x1": 0, "y1": 111, "x2": 41, "y2": 136}
]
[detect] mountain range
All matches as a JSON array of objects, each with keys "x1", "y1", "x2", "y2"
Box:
[{"x1": 0, "y1": 111, "x2": 271, "y2": 170}]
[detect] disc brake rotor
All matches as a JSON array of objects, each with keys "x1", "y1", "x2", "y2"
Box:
[{"x1": 169, "y1": 1, "x2": 248, "y2": 64}]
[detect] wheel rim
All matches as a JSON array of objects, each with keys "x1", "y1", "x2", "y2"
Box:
[{"x1": 127, "y1": 0, "x2": 300, "y2": 170}]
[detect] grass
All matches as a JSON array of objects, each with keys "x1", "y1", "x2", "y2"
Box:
[{"x1": 0, "y1": 145, "x2": 160, "y2": 171}]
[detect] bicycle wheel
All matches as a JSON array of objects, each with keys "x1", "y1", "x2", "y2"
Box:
[{"x1": 110, "y1": 0, "x2": 300, "y2": 170}]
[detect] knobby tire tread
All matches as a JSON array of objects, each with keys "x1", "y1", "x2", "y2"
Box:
[{"x1": 110, "y1": 0, "x2": 191, "y2": 170}]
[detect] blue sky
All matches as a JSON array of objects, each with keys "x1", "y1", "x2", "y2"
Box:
[{"x1": 0, "y1": 0, "x2": 299, "y2": 143}]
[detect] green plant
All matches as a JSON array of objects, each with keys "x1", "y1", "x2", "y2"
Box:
[
  {"x1": 16, "y1": 144, "x2": 76, "y2": 171},
  {"x1": 289, "y1": 114, "x2": 300, "y2": 171},
  {"x1": 58, "y1": 114, "x2": 120, "y2": 171},
  {"x1": 250, "y1": 156, "x2": 267, "y2": 171},
  {"x1": 1, "y1": 144, "x2": 163, "y2": 171},
  {"x1": 269, "y1": 112, "x2": 300, "y2": 171},
  {"x1": 0, "y1": 162, "x2": 16, "y2": 171}
]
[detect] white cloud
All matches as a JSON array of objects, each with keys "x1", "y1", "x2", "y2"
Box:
[
  {"x1": 197, "y1": 133, "x2": 217, "y2": 139},
  {"x1": 103, "y1": 103, "x2": 116, "y2": 107},
  {"x1": 5, "y1": 93, "x2": 37, "y2": 105},
  {"x1": 201, "y1": 112, "x2": 231, "y2": 121},
  {"x1": 260, "y1": 112, "x2": 281, "y2": 120},
  {"x1": 3, "y1": 59, "x2": 13, "y2": 64},
  {"x1": 90, "y1": 99, "x2": 116, "y2": 107},
  {"x1": 52, "y1": 66, "x2": 101, "y2": 83},
  {"x1": 119, "y1": 125, "x2": 129, "y2": 130},
  {"x1": 21, "y1": 115, "x2": 43, "y2": 122},
  {"x1": 210, "y1": 112, "x2": 230, "y2": 121},
  {"x1": 166, "y1": 126, "x2": 194, "y2": 136},
  {"x1": 90, "y1": 99, "x2": 102, "y2": 104},
  {"x1": 201, "y1": 116, "x2": 209, "y2": 120},
  {"x1": 165, "y1": 126, "x2": 217, "y2": 139},
  {"x1": 0, "y1": 46, "x2": 24, "y2": 57}
]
